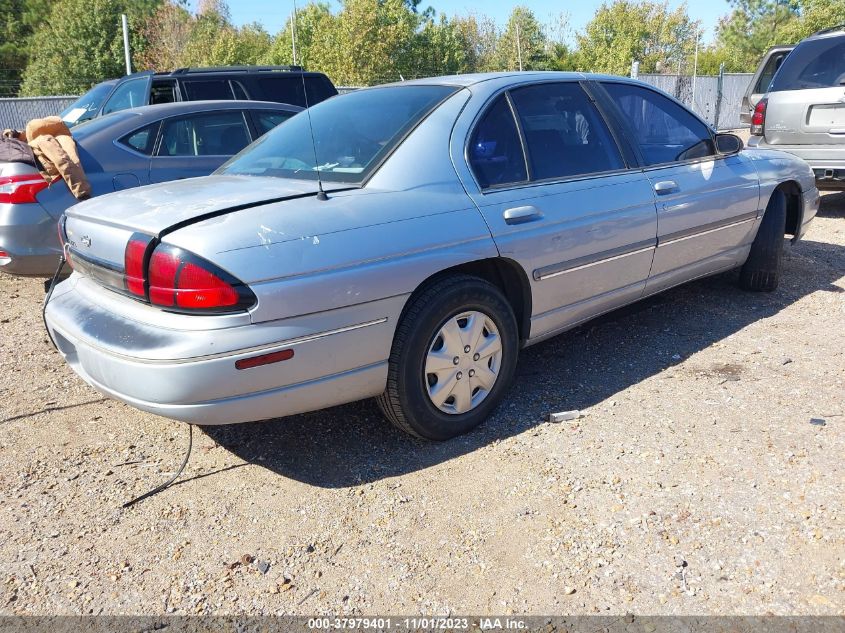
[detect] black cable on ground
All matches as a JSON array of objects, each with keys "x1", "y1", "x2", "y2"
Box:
[
  {"x1": 122, "y1": 425, "x2": 193, "y2": 508},
  {"x1": 42, "y1": 255, "x2": 66, "y2": 351}
]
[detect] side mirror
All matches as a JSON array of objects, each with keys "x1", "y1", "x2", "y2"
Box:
[{"x1": 715, "y1": 132, "x2": 743, "y2": 155}]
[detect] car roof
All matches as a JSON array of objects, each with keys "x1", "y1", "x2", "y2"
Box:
[
  {"x1": 387, "y1": 71, "x2": 588, "y2": 88},
  {"x1": 121, "y1": 100, "x2": 303, "y2": 117}
]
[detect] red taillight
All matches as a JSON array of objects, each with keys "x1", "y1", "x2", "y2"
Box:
[
  {"x1": 124, "y1": 236, "x2": 151, "y2": 297},
  {"x1": 0, "y1": 174, "x2": 49, "y2": 204},
  {"x1": 751, "y1": 98, "x2": 767, "y2": 136},
  {"x1": 147, "y1": 244, "x2": 252, "y2": 312}
]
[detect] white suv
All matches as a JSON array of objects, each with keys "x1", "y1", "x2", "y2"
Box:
[{"x1": 747, "y1": 26, "x2": 845, "y2": 190}]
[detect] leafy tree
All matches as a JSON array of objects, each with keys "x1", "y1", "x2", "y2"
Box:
[
  {"x1": 496, "y1": 6, "x2": 550, "y2": 71},
  {"x1": 0, "y1": 0, "x2": 65, "y2": 95},
  {"x1": 449, "y1": 13, "x2": 499, "y2": 72},
  {"x1": 577, "y1": 0, "x2": 699, "y2": 75},
  {"x1": 136, "y1": 0, "x2": 193, "y2": 71},
  {"x1": 715, "y1": 0, "x2": 799, "y2": 70},
  {"x1": 261, "y1": 2, "x2": 335, "y2": 69},
  {"x1": 21, "y1": 0, "x2": 161, "y2": 96},
  {"x1": 781, "y1": 0, "x2": 845, "y2": 42},
  {"x1": 410, "y1": 13, "x2": 473, "y2": 77}
]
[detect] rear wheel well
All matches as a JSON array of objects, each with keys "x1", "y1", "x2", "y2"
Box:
[
  {"x1": 406, "y1": 259, "x2": 532, "y2": 343},
  {"x1": 776, "y1": 180, "x2": 802, "y2": 238}
]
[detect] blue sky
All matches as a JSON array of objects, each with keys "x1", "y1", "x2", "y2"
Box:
[{"x1": 212, "y1": 0, "x2": 734, "y2": 44}]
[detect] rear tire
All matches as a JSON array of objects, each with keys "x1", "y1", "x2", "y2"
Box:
[
  {"x1": 377, "y1": 274, "x2": 518, "y2": 441},
  {"x1": 740, "y1": 189, "x2": 787, "y2": 292}
]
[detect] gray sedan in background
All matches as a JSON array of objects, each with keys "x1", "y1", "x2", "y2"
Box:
[
  {"x1": 45, "y1": 73, "x2": 818, "y2": 440},
  {"x1": 0, "y1": 100, "x2": 301, "y2": 276}
]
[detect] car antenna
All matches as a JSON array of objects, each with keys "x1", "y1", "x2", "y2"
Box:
[{"x1": 295, "y1": 0, "x2": 328, "y2": 201}]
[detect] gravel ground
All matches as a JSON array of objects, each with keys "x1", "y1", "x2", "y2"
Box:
[{"x1": 1, "y1": 193, "x2": 843, "y2": 617}]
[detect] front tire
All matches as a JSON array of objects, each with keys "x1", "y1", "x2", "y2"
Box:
[
  {"x1": 740, "y1": 188, "x2": 787, "y2": 292},
  {"x1": 376, "y1": 274, "x2": 518, "y2": 440}
]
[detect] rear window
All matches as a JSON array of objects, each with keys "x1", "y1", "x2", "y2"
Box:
[
  {"x1": 770, "y1": 36, "x2": 845, "y2": 91},
  {"x1": 257, "y1": 75, "x2": 337, "y2": 107},
  {"x1": 182, "y1": 80, "x2": 235, "y2": 100},
  {"x1": 220, "y1": 85, "x2": 456, "y2": 184}
]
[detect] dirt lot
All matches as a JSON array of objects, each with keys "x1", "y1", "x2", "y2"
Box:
[{"x1": 1, "y1": 194, "x2": 843, "y2": 617}]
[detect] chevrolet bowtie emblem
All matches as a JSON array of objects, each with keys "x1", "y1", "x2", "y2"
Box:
[{"x1": 80, "y1": 235, "x2": 92, "y2": 247}]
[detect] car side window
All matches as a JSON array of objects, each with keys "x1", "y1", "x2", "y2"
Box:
[
  {"x1": 102, "y1": 78, "x2": 148, "y2": 115},
  {"x1": 119, "y1": 122, "x2": 159, "y2": 155},
  {"x1": 253, "y1": 110, "x2": 295, "y2": 136},
  {"x1": 602, "y1": 82, "x2": 715, "y2": 166},
  {"x1": 158, "y1": 111, "x2": 251, "y2": 157},
  {"x1": 468, "y1": 94, "x2": 527, "y2": 189},
  {"x1": 181, "y1": 80, "x2": 235, "y2": 101},
  {"x1": 509, "y1": 82, "x2": 624, "y2": 181},
  {"x1": 754, "y1": 52, "x2": 788, "y2": 94}
]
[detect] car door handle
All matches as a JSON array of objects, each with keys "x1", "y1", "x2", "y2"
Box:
[
  {"x1": 503, "y1": 205, "x2": 543, "y2": 225},
  {"x1": 654, "y1": 180, "x2": 679, "y2": 195}
]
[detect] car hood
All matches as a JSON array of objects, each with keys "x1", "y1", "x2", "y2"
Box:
[{"x1": 64, "y1": 175, "x2": 335, "y2": 236}]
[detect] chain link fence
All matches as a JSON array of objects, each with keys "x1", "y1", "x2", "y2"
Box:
[{"x1": 637, "y1": 72, "x2": 753, "y2": 130}]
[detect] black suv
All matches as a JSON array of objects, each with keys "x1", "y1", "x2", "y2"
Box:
[{"x1": 60, "y1": 66, "x2": 338, "y2": 126}]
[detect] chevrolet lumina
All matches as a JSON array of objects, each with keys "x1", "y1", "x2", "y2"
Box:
[{"x1": 44, "y1": 73, "x2": 819, "y2": 440}]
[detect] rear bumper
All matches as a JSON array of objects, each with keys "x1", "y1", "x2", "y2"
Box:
[
  {"x1": 747, "y1": 137, "x2": 845, "y2": 189},
  {"x1": 44, "y1": 276, "x2": 402, "y2": 425},
  {"x1": 0, "y1": 202, "x2": 62, "y2": 276}
]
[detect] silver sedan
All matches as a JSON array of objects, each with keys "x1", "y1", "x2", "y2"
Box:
[{"x1": 44, "y1": 72, "x2": 819, "y2": 440}]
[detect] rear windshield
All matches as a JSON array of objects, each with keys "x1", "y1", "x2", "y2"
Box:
[
  {"x1": 71, "y1": 111, "x2": 138, "y2": 140},
  {"x1": 60, "y1": 82, "x2": 115, "y2": 126},
  {"x1": 770, "y1": 36, "x2": 845, "y2": 91},
  {"x1": 218, "y1": 85, "x2": 457, "y2": 184}
]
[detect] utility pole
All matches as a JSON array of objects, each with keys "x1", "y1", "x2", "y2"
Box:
[
  {"x1": 691, "y1": 27, "x2": 700, "y2": 110},
  {"x1": 516, "y1": 22, "x2": 523, "y2": 71},
  {"x1": 121, "y1": 14, "x2": 131, "y2": 75},
  {"x1": 291, "y1": 3, "x2": 298, "y2": 65}
]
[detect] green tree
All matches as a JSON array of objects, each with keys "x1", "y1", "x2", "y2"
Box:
[
  {"x1": 449, "y1": 13, "x2": 499, "y2": 72},
  {"x1": 782, "y1": 0, "x2": 845, "y2": 42},
  {"x1": 0, "y1": 0, "x2": 63, "y2": 96},
  {"x1": 21, "y1": 0, "x2": 161, "y2": 95},
  {"x1": 715, "y1": 0, "x2": 800, "y2": 71},
  {"x1": 136, "y1": 0, "x2": 193, "y2": 71},
  {"x1": 409, "y1": 13, "x2": 474, "y2": 77},
  {"x1": 577, "y1": 1, "x2": 699, "y2": 75},
  {"x1": 496, "y1": 6, "x2": 549, "y2": 71},
  {"x1": 261, "y1": 2, "x2": 335, "y2": 69}
]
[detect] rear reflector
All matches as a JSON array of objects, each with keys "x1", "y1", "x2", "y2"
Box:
[
  {"x1": 0, "y1": 174, "x2": 49, "y2": 204},
  {"x1": 235, "y1": 349, "x2": 295, "y2": 370}
]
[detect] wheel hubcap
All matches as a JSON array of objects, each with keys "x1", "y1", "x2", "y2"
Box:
[{"x1": 424, "y1": 310, "x2": 503, "y2": 415}]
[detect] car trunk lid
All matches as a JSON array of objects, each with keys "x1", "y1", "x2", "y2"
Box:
[{"x1": 62, "y1": 174, "x2": 337, "y2": 287}]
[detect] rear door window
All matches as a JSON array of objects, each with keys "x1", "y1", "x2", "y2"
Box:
[
  {"x1": 509, "y1": 82, "x2": 624, "y2": 181},
  {"x1": 252, "y1": 110, "x2": 296, "y2": 136},
  {"x1": 602, "y1": 82, "x2": 715, "y2": 166},
  {"x1": 119, "y1": 122, "x2": 159, "y2": 155},
  {"x1": 754, "y1": 51, "x2": 790, "y2": 94},
  {"x1": 468, "y1": 94, "x2": 528, "y2": 188},
  {"x1": 181, "y1": 80, "x2": 235, "y2": 101},
  {"x1": 158, "y1": 111, "x2": 251, "y2": 157},
  {"x1": 770, "y1": 36, "x2": 845, "y2": 91}
]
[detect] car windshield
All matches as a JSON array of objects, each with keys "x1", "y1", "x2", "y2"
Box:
[
  {"x1": 60, "y1": 82, "x2": 116, "y2": 126},
  {"x1": 770, "y1": 36, "x2": 845, "y2": 91},
  {"x1": 218, "y1": 84, "x2": 458, "y2": 184}
]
